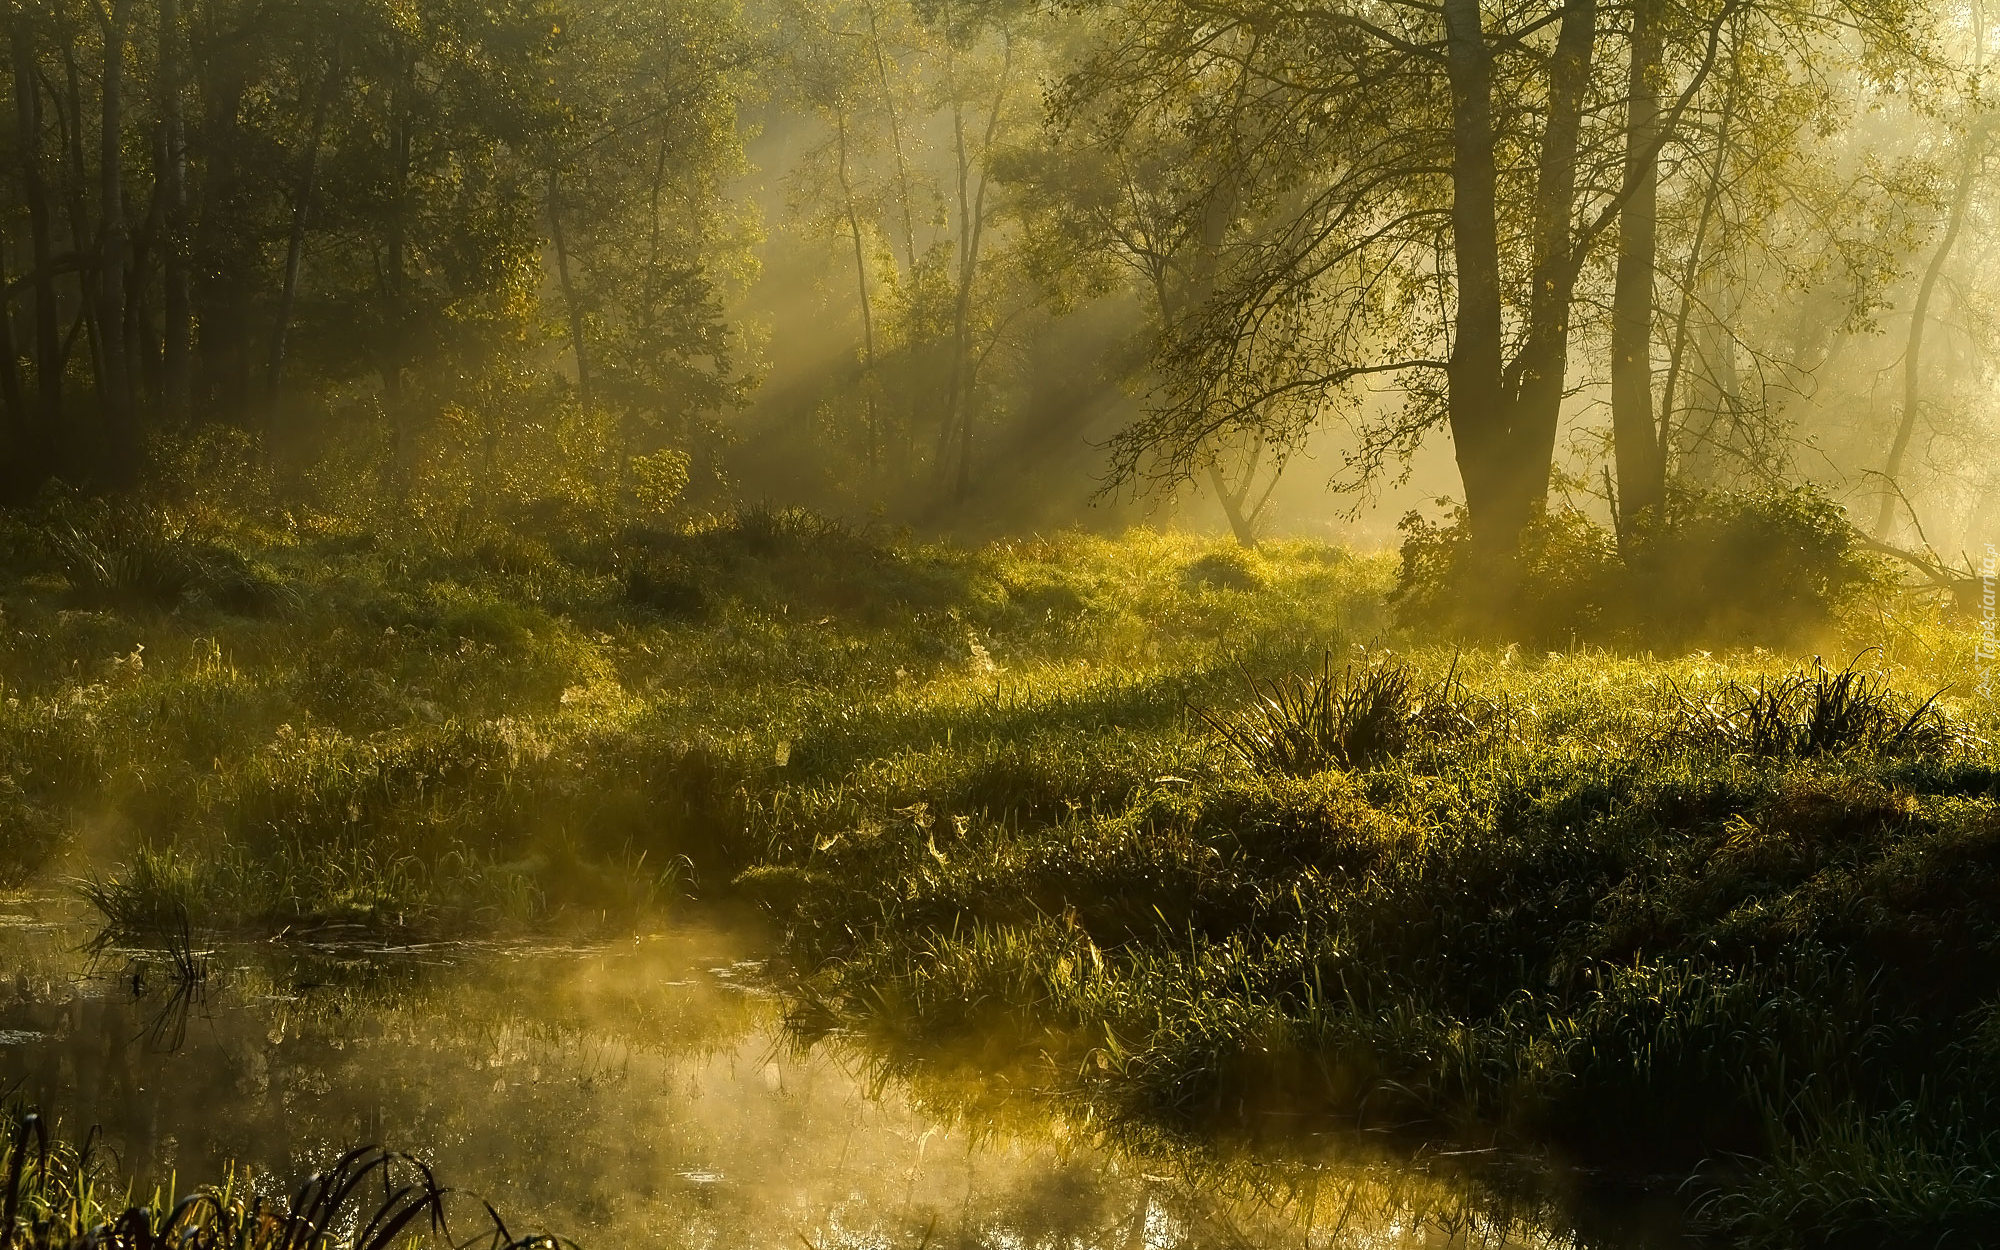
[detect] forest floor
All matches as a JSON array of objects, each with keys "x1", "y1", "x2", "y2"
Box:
[{"x1": 1, "y1": 505, "x2": 1995, "y2": 1247}]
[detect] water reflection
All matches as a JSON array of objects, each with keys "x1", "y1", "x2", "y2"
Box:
[{"x1": 0, "y1": 896, "x2": 1625, "y2": 1249}]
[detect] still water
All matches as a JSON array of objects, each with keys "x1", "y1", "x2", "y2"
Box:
[{"x1": 0, "y1": 895, "x2": 1660, "y2": 1249}]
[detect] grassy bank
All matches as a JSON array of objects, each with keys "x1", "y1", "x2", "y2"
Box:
[{"x1": 4, "y1": 504, "x2": 1996, "y2": 1245}]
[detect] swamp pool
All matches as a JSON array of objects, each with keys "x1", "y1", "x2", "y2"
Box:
[{"x1": 0, "y1": 897, "x2": 1685, "y2": 1249}]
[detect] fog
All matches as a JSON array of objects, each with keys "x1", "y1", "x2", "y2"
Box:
[{"x1": 2, "y1": 1, "x2": 1997, "y2": 1245}]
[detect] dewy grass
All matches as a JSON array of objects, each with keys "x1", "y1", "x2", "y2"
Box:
[{"x1": 4, "y1": 506, "x2": 1999, "y2": 1245}]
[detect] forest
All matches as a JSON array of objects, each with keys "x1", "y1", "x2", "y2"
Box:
[{"x1": 0, "y1": 0, "x2": 1996, "y2": 1247}]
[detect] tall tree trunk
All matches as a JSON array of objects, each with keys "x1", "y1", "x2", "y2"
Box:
[
  {"x1": 1660, "y1": 73, "x2": 1737, "y2": 475},
  {"x1": 1675, "y1": 283, "x2": 1741, "y2": 487},
  {"x1": 1499, "y1": 0, "x2": 1597, "y2": 525},
  {"x1": 269, "y1": 51, "x2": 339, "y2": 405},
  {"x1": 97, "y1": 0, "x2": 134, "y2": 476},
  {"x1": 1440, "y1": 0, "x2": 1512, "y2": 557},
  {"x1": 158, "y1": 0, "x2": 190, "y2": 416},
  {"x1": 191, "y1": 38, "x2": 251, "y2": 423},
  {"x1": 382, "y1": 48, "x2": 414, "y2": 487},
  {"x1": 0, "y1": 237, "x2": 24, "y2": 444},
  {"x1": 864, "y1": 0, "x2": 919, "y2": 274},
  {"x1": 1175, "y1": 89, "x2": 1275, "y2": 549},
  {"x1": 935, "y1": 31, "x2": 1011, "y2": 504},
  {"x1": 835, "y1": 109, "x2": 879, "y2": 470},
  {"x1": 636, "y1": 131, "x2": 674, "y2": 485},
  {"x1": 125, "y1": 163, "x2": 160, "y2": 402},
  {"x1": 1207, "y1": 436, "x2": 1274, "y2": 549},
  {"x1": 59, "y1": 35, "x2": 105, "y2": 427},
  {"x1": 10, "y1": 14, "x2": 62, "y2": 482},
  {"x1": 1612, "y1": 0, "x2": 1665, "y2": 532},
  {"x1": 935, "y1": 95, "x2": 973, "y2": 489},
  {"x1": 383, "y1": 51, "x2": 413, "y2": 399},
  {"x1": 547, "y1": 167, "x2": 592, "y2": 421},
  {"x1": 1875, "y1": 126, "x2": 1982, "y2": 539}
]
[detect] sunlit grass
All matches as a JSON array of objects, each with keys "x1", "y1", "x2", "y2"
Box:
[{"x1": 0, "y1": 516, "x2": 1393, "y2": 928}]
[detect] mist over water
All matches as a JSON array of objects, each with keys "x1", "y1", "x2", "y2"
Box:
[{"x1": 0, "y1": 896, "x2": 1615, "y2": 1250}]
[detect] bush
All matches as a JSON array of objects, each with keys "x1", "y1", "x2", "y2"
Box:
[
  {"x1": 1394, "y1": 486, "x2": 1880, "y2": 647},
  {"x1": 624, "y1": 553, "x2": 710, "y2": 618},
  {"x1": 0, "y1": 776, "x2": 59, "y2": 885},
  {"x1": 1394, "y1": 503, "x2": 1621, "y2": 644},
  {"x1": 1182, "y1": 548, "x2": 1263, "y2": 592},
  {"x1": 1629, "y1": 486, "x2": 1881, "y2": 645}
]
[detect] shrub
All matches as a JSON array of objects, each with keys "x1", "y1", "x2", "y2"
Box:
[
  {"x1": 1182, "y1": 548, "x2": 1263, "y2": 592},
  {"x1": 1628, "y1": 486, "x2": 1882, "y2": 646},
  {"x1": 1394, "y1": 485, "x2": 1881, "y2": 647},
  {"x1": 624, "y1": 553, "x2": 709, "y2": 618},
  {"x1": 0, "y1": 776, "x2": 59, "y2": 886},
  {"x1": 1394, "y1": 503, "x2": 1622, "y2": 644}
]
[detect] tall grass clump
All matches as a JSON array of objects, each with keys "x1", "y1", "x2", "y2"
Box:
[
  {"x1": 1702, "y1": 1106, "x2": 2000, "y2": 1248},
  {"x1": 0, "y1": 1116, "x2": 566, "y2": 1250},
  {"x1": 41, "y1": 505, "x2": 291, "y2": 615},
  {"x1": 76, "y1": 847, "x2": 206, "y2": 938},
  {"x1": 1663, "y1": 656, "x2": 1952, "y2": 759},
  {"x1": 1195, "y1": 655, "x2": 1488, "y2": 774},
  {"x1": 1196, "y1": 656, "x2": 1417, "y2": 774}
]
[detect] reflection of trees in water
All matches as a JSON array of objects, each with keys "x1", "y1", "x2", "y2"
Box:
[{"x1": 0, "y1": 923, "x2": 1569, "y2": 1250}]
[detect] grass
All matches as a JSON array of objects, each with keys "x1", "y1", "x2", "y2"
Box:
[
  {"x1": 0, "y1": 1115, "x2": 564, "y2": 1250},
  {"x1": 0, "y1": 505, "x2": 1383, "y2": 932},
  {"x1": 3, "y1": 501, "x2": 1997, "y2": 1246}
]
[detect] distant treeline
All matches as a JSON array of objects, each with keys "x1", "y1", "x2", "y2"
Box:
[
  {"x1": 1, "y1": 0, "x2": 743, "y2": 514},
  {"x1": 3, "y1": 0, "x2": 1995, "y2": 556}
]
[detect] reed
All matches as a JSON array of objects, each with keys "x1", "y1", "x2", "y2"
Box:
[{"x1": 0, "y1": 1116, "x2": 567, "y2": 1250}]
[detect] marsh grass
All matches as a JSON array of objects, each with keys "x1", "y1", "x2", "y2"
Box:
[
  {"x1": 77, "y1": 849, "x2": 204, "y2": 939},
  {"x1": 3, "y1": 503, "x2": 1996, "y2": 1246},
  {"x1": 748, "y1": 640, "x2": 1995, "y2": 1248},
  {"x1": 5, "y1": 516, "x2": 1386, "y2": 932},
  {"x1": 1702, "y1": 1104, "x2": 2000, "y2": 1248},
  {"x1": 0, "y1": 1116, "x2": 566, "y2": 1250}
]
